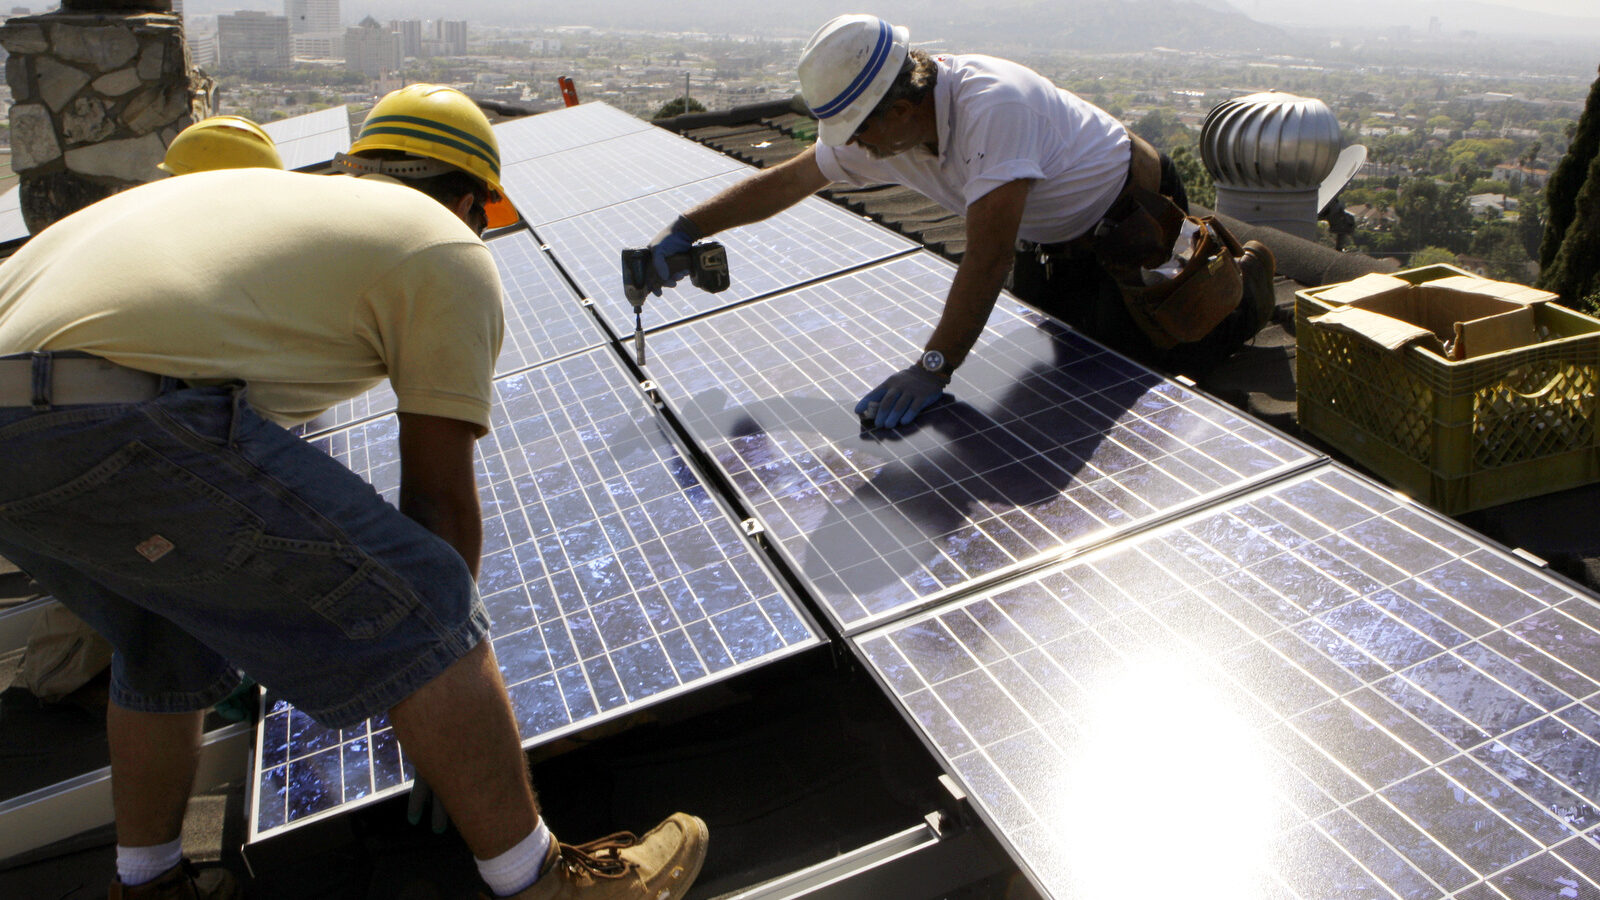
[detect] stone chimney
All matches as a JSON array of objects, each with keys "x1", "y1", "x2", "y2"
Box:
[{"x1": 1, "y1": 0, "x2": 213, "y2": 235}]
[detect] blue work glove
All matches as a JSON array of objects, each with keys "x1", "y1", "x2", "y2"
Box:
[
  {"x1": 648, "y1": 215, "x2": 702, "y2": 295},
  {"x1": 855, "y1": 365, "x2": 948, "y2": 429},
  {"x1": 407, "y1": 775, "x2": 449, "y2": 834}
]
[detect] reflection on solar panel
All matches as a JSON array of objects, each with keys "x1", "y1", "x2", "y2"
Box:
[
  {"x1": 251, "y1": 347, "x2": 819, "y2": 840},
  {"x1": 485, "y1": 230, "x2": 605, "y2": 374},
  {"x1": 494, "y1": 102, "x2": 654, "y2": 167},
  {"x1": 500, "y1": 128, "x2": 746, "y2": 227},
  {"x1": 644, "y1": 253, "x2": 1315, "y2": 634},
  {"x1": 296, "y1": 228, "x2": 598, "y2": 437},
  {"x1": 536, "y1": 171, "x2": 918, "y2": 335},
  {"x1": 856, "y1": 466, "x2": 1600, "y2": 899},
  {"x1": 260, "y1": 105, "x2": 352, "y2": 171},
  {"x1": 0, "y1": 186, "x2": 25, "y2": 243}
]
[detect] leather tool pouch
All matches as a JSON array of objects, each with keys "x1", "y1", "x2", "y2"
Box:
[{"x1": 1109, "y1": 214, "x2": 1246, "y2": 350}]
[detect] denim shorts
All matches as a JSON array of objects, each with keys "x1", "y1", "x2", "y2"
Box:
[{"x1": 0, "y1": 382, "x2": 489, "y2": 728}]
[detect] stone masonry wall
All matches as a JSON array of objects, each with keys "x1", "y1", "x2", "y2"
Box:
[{"x1": 2, "y1": 10, "x2": 212, "y2": 234}]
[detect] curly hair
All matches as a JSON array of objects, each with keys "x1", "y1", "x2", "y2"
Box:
[{"x1": 865, "y1": 48, "x2": 937, "y2": 119}]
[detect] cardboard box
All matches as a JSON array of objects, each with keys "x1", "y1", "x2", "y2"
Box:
[
  {"x1": 1295, "y1": 264, "x2": 1600, "y2": 514},
  {"x1": 1308, "y1": 282, "x2": 1543, "y2": 360}
]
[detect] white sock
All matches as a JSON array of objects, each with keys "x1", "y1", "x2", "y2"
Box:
[
  {"x1": 477, "y1": 819, "x2": 553, "y2": 897},
  {"x1": 116, "y1": 838, "x2": 183, "y2": 886}
]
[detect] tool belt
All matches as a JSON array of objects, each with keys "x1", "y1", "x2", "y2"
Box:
[
  {"x1": 0, "y1": 351, "x2": 171, "y2": 409},
  {"x1": 1087, "y1": 134, "x2": 1243, "y2": 349}
]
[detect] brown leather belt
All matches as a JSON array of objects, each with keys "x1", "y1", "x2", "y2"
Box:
[
  {"x1": 0, "y1": 352, "x2": 169, "y2": 408},
  {"x1": 1018, "y1": 133, "x2": 1165, "y2": 256}
]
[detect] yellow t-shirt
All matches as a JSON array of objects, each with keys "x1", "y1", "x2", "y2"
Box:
[{"x1": 0, "y1": 168, "x2": 504, "y2": 432}]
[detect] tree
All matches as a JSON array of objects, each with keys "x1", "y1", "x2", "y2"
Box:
[
  {"x1": 1131, "y1": 109, "x2": 1188, "y2": 151},
  {"x1": 1412, "y1": 246, "x2": 1459, "y2": 267},
  {"x1": 1540, "y1": 65, "x2": 1600, "y2": 272},
  {"x1": 1540, "y1": 149, "x2": 1600, "y2": 307},
  {"x1": 653, "y1": 96, "x2": 706, "y2": 119},
  {"x1": 1469, "y1": 223, "x2": 1533, "y2": 282},
  {"x1": 1395, "y1": 178, "x2": 1472, "y2": 254},
  {"x1": 1168, "y1": 144, "x2": 1214, "y2": 209}
]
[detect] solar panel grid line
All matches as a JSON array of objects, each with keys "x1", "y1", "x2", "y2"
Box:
[
  {"x1": 531, "y1": 173, "x2": 919, "y2": 338},
  {"x1": 642, "y1": 252, "x2": 1318, "y2": 635},
  {"x1": 850, "y1": 466, "x2": 1600, "y2": 900},
  {"x1": 492, "y1": 102, "x2": 656, "y2": 168},
  {"x1": 249, "y1": 346, "x2": 819, "y2": 842},
  {"x1": 499, "y1": 128, "x2": 749, "y2": 228}
]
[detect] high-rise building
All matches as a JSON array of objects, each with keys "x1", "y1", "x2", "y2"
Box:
[
  {"x1": 344, "y1": 16, "x2": 400, "y2": 78},
  {"x1": 437, "y1": 19, "x2": 466, "y2": 56},
  {"x1": 186, "y1": 29, "x2": 219, "y2": 69},
  {"x1": 218, "y1": 10, "x2": 290, "y2": 72},
  {"x1": 389, "y1": 19, "x2": 422, "y2": 58},
  {"x1": 285, "y1": 0, "x2": 339, "y2": 35}
]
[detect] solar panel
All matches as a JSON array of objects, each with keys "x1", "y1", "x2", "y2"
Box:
[
  {"x1": 296, "y1": 228, "x2": 600, "y2": 438},
  {"x1": 855, "y1": 465, "x2": 1600, "y2": 900},
  {"x1": 500, "y1": 128, "x2": 747, "y2": 227},
  {"x1": 643, "y1": 252, "x2": 1317, "y2": 634},
  {"x1": 251, "y1": 347, "x2": 820, "y2": 841},
  {"x1": 260, "y1": 105, "x2": 352, "y2": 172},
  {"x1": 493, "y1": 102, "x2": 654, "y2": 167},
  {"x1": 0, "y1": 186, "x2": 25, "y2": 244},
  {"x1": 535, "y1": 171, "x2": 919, "y2": 336}
]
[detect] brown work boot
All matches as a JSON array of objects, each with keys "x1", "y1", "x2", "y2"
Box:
[
  {"x1": 1238, "y1": 239, "x2": 1278, "y2": 328},
  {"x1": 107, "y1": 860, "x2": 241, "y2": 900},
  {"x1": 506, "y1": 813, "x2": 708, "y2": 900}
]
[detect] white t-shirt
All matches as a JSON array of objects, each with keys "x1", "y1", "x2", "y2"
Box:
[
  {"x1": 816, "y1": 54, "x2": 1130, "y2": 245},
  {"x1": 0, "y1": 169, "x2": 504, "y2": 431}
]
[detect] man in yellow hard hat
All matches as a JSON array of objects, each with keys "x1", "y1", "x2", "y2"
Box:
[
  {"x1": 159, "y1": 115, "x2": 284, "y2": 175},
  {"x1": 0, "y1": 84, "x2": 705, "y2": 900}
]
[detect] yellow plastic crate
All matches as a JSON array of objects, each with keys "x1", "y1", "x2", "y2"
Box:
[{"x1": 1296, "y1": 264, "x2": 1600, "y2": 515}]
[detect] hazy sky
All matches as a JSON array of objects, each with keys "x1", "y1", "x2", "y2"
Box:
[{"x1": 176, "y1": 0, "x2": 1600, "y2": 18}]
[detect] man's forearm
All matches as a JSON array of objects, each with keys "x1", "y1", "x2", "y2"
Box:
[
  {"x1": 925, "y1": 177, "x2": 1034, "y2": 374},
  {"x1": 924, "y1": 248, "x2": 1014, "y2": 371},
  {"x1": 400, "y1": 489, "x2": 483, "y2": 579},
  {"x1": 682, "y1": 147, "x2": 830, "y2": 236}
]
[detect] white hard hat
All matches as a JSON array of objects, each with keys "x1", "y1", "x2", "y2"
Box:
[{"x1": 798, "y1": 14, "x2": 910, "y2": 147}]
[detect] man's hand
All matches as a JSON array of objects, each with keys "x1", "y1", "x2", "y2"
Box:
[
  {"x1": 856, "y1": 365, "x2": 948, "y2": 428},
  {"x1": 648, "y1": 215, "x2": 702, "y2": 294}
]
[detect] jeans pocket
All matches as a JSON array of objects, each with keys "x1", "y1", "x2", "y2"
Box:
[
  {"x1": 0, "y1": 440, "x2": 263, "y2": 585},
  {"x1": 244, "y1": 536, "x2": 423, "y2": 641}
]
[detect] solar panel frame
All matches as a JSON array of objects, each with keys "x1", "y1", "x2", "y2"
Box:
[
  {"x1": 295, "y1": 228, "x2": 602, "y2": 438},
  {"x1": 500, "y1": 128, "x2": 747, "y2": 228},
  {"x1": 250, "y1": 346, "x2": 821, "y2": 842},
  {"x1": 853, "y1": 465, "x2": 1600, "y2": 900},
  {"x1": 0, "y1": 186, "x2": 26, "y2": 244},
  {"x1": 493, "y1": 101, "x2": 655, "y2": 167},
  {"x1": 260, "y1": 105, "x2": 353, "y2": 172},
  {"x1": 642, "y1": 252, "x2": 1319, "y2": 635},
  {"x1": 533, "y1": 171, "x2": 919, "y2": 336}
]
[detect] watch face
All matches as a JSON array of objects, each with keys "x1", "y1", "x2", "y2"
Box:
[{"x1": 921, "y1": 350, "x2": 945, "y2": 374}]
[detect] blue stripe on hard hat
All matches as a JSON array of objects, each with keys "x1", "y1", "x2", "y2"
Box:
[{"x1": 810, "y1": 18, "x2": 893, "y2": 120}]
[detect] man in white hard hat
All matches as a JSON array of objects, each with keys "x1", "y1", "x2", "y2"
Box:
[{"x1": 648, "y1": 14, "x2": 1269, "y2": 428}]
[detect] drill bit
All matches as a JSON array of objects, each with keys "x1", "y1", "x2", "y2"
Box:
[{"x1": 634, "y1": 309, "x2": 646, "y2": 366}]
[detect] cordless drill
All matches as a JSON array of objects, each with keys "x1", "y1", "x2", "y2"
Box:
[{"x1": 619, "y1": 242, "x2": 730, "y2": 365}]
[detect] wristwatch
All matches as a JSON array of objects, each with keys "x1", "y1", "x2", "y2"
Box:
[{"x1": 919, "y1": 349, "x2": 952, "y2": 380}]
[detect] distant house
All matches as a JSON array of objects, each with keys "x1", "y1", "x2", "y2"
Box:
[
  {"x1": 1491, "y1": 163, "x2": 1550, "y2": 191},
  {"x1": 1346, "y1": 204, "x2": 1399, "y2": 231},
  {"x1": 1468, "y1": 193, "x2": 1517, "y2": 216}
]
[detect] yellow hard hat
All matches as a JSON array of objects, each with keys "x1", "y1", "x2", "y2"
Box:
[
  {"x1": 159, "y1": 116, "x2": 284, "y2": 175},
  {"x1": 343, "y1": 83, "x2": 518, "y2": 228}
]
